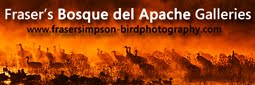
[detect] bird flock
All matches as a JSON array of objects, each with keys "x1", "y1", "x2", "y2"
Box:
[{"x1": 0, "y1": 44, "x2": 255, "y2": 84}]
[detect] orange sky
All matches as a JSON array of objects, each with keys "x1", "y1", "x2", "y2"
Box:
[{"x1": 0, "y1": 0, "x2": 254, "y2": 58}]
